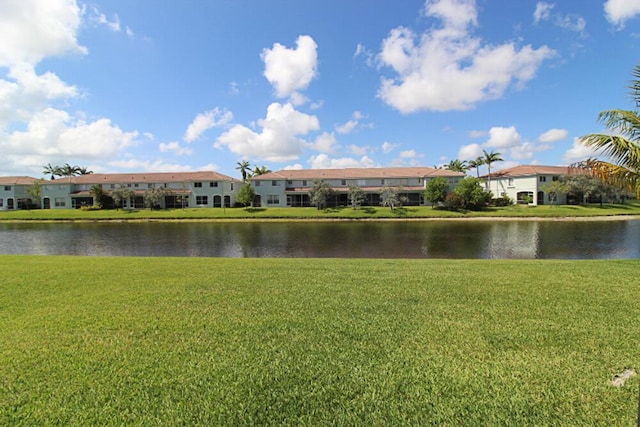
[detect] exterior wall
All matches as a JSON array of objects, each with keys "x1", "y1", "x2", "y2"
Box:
[
  {"x1": 43, "y1": 181, "x2": 74, "y2": 209},
  {"x1": 488, "y1": 174, "x2": 567, "y2": 205}
]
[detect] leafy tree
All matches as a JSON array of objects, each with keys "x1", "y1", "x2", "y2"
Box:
[
  {"x1": 143, "y1": 186, "x2": 167, "y2": 210},
  {"x1": 110, "y1": 186, "x2": 135, "y2": 210},
  {"x1": 235, "y1": 183, "x2": 255, "y2": 208},
  {"x1": 309, "y1": 179, "x2": 334, "y2": 210},
  {"x1": 424, "y1": 176, "x2": 449, "y2": 208},
  {"x1": 236, "y1": 160, "x2": 251, "y2": 182},
  {"x1": 446, "y1": 159, "x2": 469, "y2": 173},
  {"x1": 468, "y1": 157, "x2": 485, "y2": 178},
  {"x1": 482, "y1": 149, "x2": 503, "y2": 195},
  {"x1": 541, "y1": 179, "x2": 569, "y2": 207},
  {"x1": 90, "y1": 184, "x2": 107, "y2": 208},
  {"x1": 452, "y1": 177, "x2": 491, "y2": 210},
  {"x1": 27, "y1": 179, "x2": 43, "y2": 210},
  {"x1": 564, "y1": 174, "x2": 614, "y2": 206},
  {"x1": 379, "y1": 186, "x2": 406, "y2": 210},
  {"x1": 43, "y1": 163, "x2": 61, "y2": 180},
  {"x1": 578, "y1": 65, "x2": 640, "y2": 197},
  {"x1": 347, "y1": 184, "x2": 366, "y2": 210}
]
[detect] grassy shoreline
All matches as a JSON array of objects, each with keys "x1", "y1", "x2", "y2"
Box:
[
  {"x1": 2, "y1": 202, "x2": 640, "y2": 222},
  {"x1": 1, "y1": 256, "x2": 639, "y2": 425}
]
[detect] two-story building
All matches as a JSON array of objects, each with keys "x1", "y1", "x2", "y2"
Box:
[
  {"x1": 482, "y1": 165, "x2": 571, "y2": 205},
  {"x1": 32, "y1": 171, "x2": 241, "y2": 209},
  {"x1": 250, "y1": 167, "x2": 465, "y2": 207},
  {"x1": 0, "y1": 176, "x2": 38, "y2": 210}
]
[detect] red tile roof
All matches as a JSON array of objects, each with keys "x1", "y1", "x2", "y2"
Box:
[
  {"x1": 71, "y1": 171, "x2": 241, "y2": 184},
  {"x1": 483, "y1": 165, "x2": 570, "y2": 178},
  {"x1": 253, "y1": 167, "x2": 464, "y2": 181}
]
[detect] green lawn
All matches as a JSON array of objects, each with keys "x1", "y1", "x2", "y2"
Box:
[
  {"x1": 2, "y1": 201, "x2": 640, "y2": 221},
  {"x1": 1, "y1": 256, "x2": 638, "y2": 425}
]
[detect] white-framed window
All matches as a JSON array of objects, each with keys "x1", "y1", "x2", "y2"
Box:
[
  {"x1": 287, "y1": 180, "x2": 293, "y2": 185},
  {"x1": 381, "y1": 179, "x2": 385, "y2": 185},
  {"x1": 196, "y1": 195, "x2": 208, "y2": 205},
  {"x1": 302, "y1": 180, "x2": 307, "y2": 186},
  {"x1": 539, "y1": 176, "x2": 547, "y2": 182},
  {"x1": 210, "y1": 182, "x2": 218, "y2": 187},
  {"x1": 4, "y1": 186, "x2": 10, "y2": 191},
  {"x1": 194, "y1": 182, "x2": 202, "y2": 188},
  {"x1": 267, "y1": 194, "x2": 280, "y2": 205},
  {"x1": 54, "y1": 197, "x2": 66, "y2": 207},
  {"x1": 255, "y1": 181, "x2": 260, "y2": 187}
]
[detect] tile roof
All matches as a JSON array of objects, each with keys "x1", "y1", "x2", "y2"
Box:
[
  {"x1": 71, "y1": 171, "x2": 241, "y2": 184},
  {"x1": 0, "y1": 176, "x2": 38, "y2": 185},
  {"x1": 483, "y1": 165, "x2": 570, "y2": 178},
  {"x1": 252, "y1": 167, "x2": 464, "y2": 181}
]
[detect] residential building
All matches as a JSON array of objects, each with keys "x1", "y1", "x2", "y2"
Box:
[
  {"x1": 250, "y1": 167, "x2": 465, "y2": 207},
  {"x1": 482, "y1": 165, "x2": 571, "y2": 205},
  {"x1": 0, "y1": 176, "x2": 38, "y2": 210},
  {"x1": 1, "y1": 171, "x2": 241, "y2": 210}
]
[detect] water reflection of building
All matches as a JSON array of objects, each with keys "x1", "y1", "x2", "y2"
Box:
[{"x1": 485, "y1": 221, "x2": 540, "y2": 259}]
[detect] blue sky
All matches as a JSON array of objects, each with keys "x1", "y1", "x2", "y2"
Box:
[{"x1": 2, "y1": 0, "x2": 640, "y2": 179}]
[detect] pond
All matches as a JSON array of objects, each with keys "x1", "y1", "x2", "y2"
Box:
[{"x1": 1, "y1": 219, "x2": 639, "y2": 259}]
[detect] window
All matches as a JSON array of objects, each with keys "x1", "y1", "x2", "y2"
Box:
[
  {"x1": 272, "y1": 180, "x2": 278, "y2": 186},
  {"x1": 3, "y1": 186, "x2": 10, "y2": 191},
  {"x1": 302, "y1": 180, "x2": 307, "y2": 186},
  {"x1": 55, "y1": 197, "x2": 66, "y2": 207},
  {"x1": 508, "y1": 178, "x2": 514, "y2": 187},
  {"x1": 287, "y1": 180, "x2": 293, "y2": 185},
  {"x1": 552, "y1": 176, "x2": 559, "y2": 181},
  {"x1": 127, "y1": 184, "x2": 132, "y2": 188},
  {"x1": 267, "y1": 194, "x2": 280, "y2": 205},
  {"x1": 134, "y1": 183, "x2": 139, "y2": 188},
  {"x1": 194, "y1": 182, "x2": 203, "y2": 188},
  {"x1": 381, "y1": 179, "x2": 385, "y2": 185},
  {"x1": 148, "y1": 183, "x2": 154, "y2": 189},
  {"x1": 255, "y1": 181, "x2": 260, "y2": 187},
  {"x1": 110, "y1": 184, "x2": 115, "y2": 189},
  {"x1": 539, "y1": 176, "x2": 547, "y2": 182},
  {"x1": 0, "y1": 199, "x2": 3, "y2": 207},
  {"x1": 341, "y1": 180, "x2": 347, "y2": 186},
  {"x1": 196, "y1": 195, "x2": 208, "y2": 205},
  {"x1": 210, "y1": 181, "x2": 218, "y2": 187},
  {"x1": 230, "y1": 183, "x2": 234, "y2": 190}
]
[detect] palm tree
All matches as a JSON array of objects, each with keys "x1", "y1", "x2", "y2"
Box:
[
  {"x1": 482, "y1": 149, "x2": 503, "y2": 195},
  {"x1": 468, "y1": 157, "x2": 485, "y2": 178},
  {"x1": 577, "y1": 65, "x2": 640, "y2": 196},
  {"x1": 43, "y1": 163, "x2": 61, "y2": 180},
  {"x1": 236, "y1": 160, "x2": 251, "y2": 182},
  {"x1": 445, "y1": 159, "x2": 469, "y2": 173},
  {"x1": 78, "y1": 167, "x2": 93, "y2": 175},
  {"x1": 60, "y1": 163, "x2": 80, "y2": 181},
  {"x1": 251, "y1": 165, "x2": 272, "y2": 177}
]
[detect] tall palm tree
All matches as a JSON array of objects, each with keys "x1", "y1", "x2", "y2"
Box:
[
  {"x1": 236, "y1": 160, "x2": 251, "y2": 182},
  {"x1": 43, "y1": 163, "x2": 61, "y2": 180},
  {"x1": 482, "y1": 149, "x2": 503, "y2": 195},
  {"x1": 78, "y1": 167, "x2": 93, "y2": 175},
  {"x1": 468, "y1": 157, "x2": 485, "y2": 178},
  {"x1": 445, "y1": 159, "x2": 469, "y2": 173},
  {"x1": 60, "y1": 163, "x2": 81, "y2": 183},
  {"x1": 578, "y1": 65, "x2": 640, "y2": 196}
]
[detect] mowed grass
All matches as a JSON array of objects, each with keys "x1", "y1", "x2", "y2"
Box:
[
  {"x1": 1, "y1": 256, "x2": 639, "y2": 425},
  {"x1": 2, "y1": 201, "x2": 640, "y2": 221}
]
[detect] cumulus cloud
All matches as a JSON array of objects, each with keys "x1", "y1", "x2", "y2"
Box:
[
  {"x1": 214, "y1": 103, "x2": 319, "y2": 162},
  {"x1": 308, "y1": 132, "x2": 338, "y2": 153},
  {"x1": 335, "y1": 111, "x2": 367, "y2": 134},
  {"x1": 604, "y1": 0, "x2": 640, "y2": 28},
  {"x1": 381, "y1": 141, "x2": 397, "y2": 153},
  {"x1": 563, "y1": 138, "x2": 600, "y2": 164},
  {"x1": 534, "y1": 2, "x2": 586, "y2": 33},
  {"x1": 183, "y1": 108, "x2": 233, "y2": 142},
  {"x1": 538, "y1": 128, "x2": 568, "y2": 142},
  {"x1": 309, "y1": 154, "x2": 376, "y2": 169},
  {"x1": 159, "y1": 141, "x2": 193, "y2": 156},
  {"x1": 534, "y1": 2, "x2": 554, "y2": 23},
  {"x1": 485, "y1": 126, "x2": 522, "y2": 148},
  {"x1": 377, "y1": 0, "x2": 554, "y2": 113},
  {"x1": 458, "y1": 143, "x2": 483, "y2": 160},
  {"x1": 261, "y1": 35, "x2": 318, "y2": 100}
]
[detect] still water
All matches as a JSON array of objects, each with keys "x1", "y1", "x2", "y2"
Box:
[{"x1": 1, "y1": 220, "x2": 639, "y2": 259}]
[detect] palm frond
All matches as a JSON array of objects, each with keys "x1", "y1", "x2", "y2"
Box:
[
  {"x1": 597, "y1": 109, "x2": 640, "y2": 141},
  {"x1": 578, "y1": 159, "x2": 640, "y2": 197},
  {"x1": 578, "y1": 133, "x2": 640, "y2": 170}
]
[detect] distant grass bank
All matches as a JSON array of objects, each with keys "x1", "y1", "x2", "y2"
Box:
[
  {"x1": 2, "y1": 202, "x2": 640, "y2": 221},
  {"x1": 1, "y1": 256, "x2": 638, "y2": 425}
]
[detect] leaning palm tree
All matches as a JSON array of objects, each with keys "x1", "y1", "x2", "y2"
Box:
[
  {"x1": 482, "y1": 149, "x2": 503, "y2": 195},
  {"x1": 577, "y1": 65, "x2": 640, "y2": 197},
  {"x1": 468, "y1": 157, "x2": 485, "y2": 178},
  {"x1": 236, "y1": 160, "x2": 251, "y2": 182}
]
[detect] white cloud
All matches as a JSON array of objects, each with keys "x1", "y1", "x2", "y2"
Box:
[
  {"x1": 534, "y1": 2, "x2": 554, "y2": 23},
  {"x1": 108, "y1": 159, "x2": 196, "y2": 173},
  {"x1": 538, "y1": 128, "x2": 568, "y2": 142},
  {"x1": 400, "y1": 149, "x2": 419, "y2": 158},
  {"x1": 604, "y1": 0, "x2": 640, "y2": 28},
  {"x1": 215, "y1": 102, "x2": 319, "y2": 162},
  {"x1": 468, "y1": 129, "x2": 487, "y2": 138},
  {"x1": 377, "y1": 0, "x2": 554, "y2": 113},
  {"x1": 261, "y1": 35, "x2": 318, "y2": 99},
  {"x1": 309, "y1": 132, "x2": 337, "y2": 153},
  {"x1": 0, "y1": 0, "x2": 87, "y2": 66},
  {"x1": 283, "y1": 163, "x2": 304, "y2": 170},
  {"x1": 381, "y1": 141, "x2": 397, "y2": 153},
  {"x1": 335, "y1": 111, "x2": 366, "y2": 134},
  {"x1": 309, "y1": 154, "x2": 376, "y2": 169},
  {"x1": 458, "y1": 143, "x2": 483, "y2": 160},
  {"x1": 563, "y1": 138, "x2": 600, "y2": 164},
  {"x1": 159, "y1": 141, "x2": 193, "y2": 156},
  {"x1": 349, "y1": 144, "x2": 369, "y2": 156},
  {"x1": 485, "y1": 126, "x2": 522, "y2": 148},
  {"x1": 183, "y1": 108, "x2": 233, "y2": 142}
]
